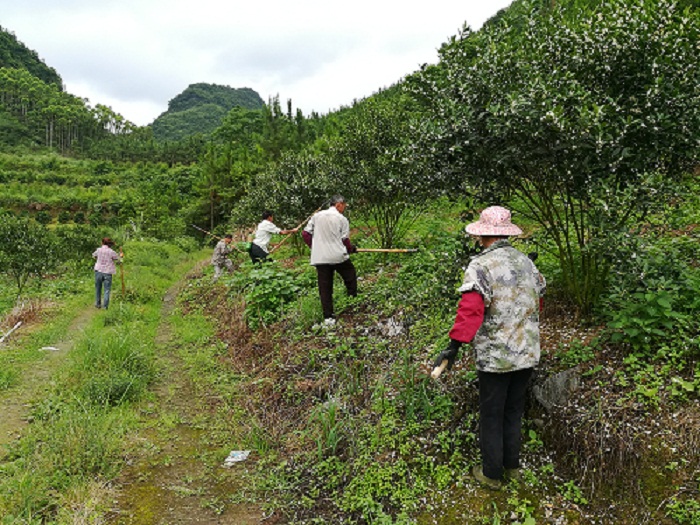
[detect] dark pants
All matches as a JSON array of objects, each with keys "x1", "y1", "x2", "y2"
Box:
[
  {"x1": 478, "y1": 367, "x2": 533, "y2": 480},
  {"x1": 95, "y1": 271, "x2": 113, "y2": 309},
  {"x1": 249, "y1": 243, "x2": 269, "y2": 264},
  {"x1": 315, "y1": 260, "x2": 357, "y2": 319}
]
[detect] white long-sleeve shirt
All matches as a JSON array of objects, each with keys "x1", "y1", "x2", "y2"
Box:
[
  {"x1": 252, "y1": 219, "x2": 282, "y2": 253},
  {"x1": 304, "y1": 206, "x2": 350, "y2": 266}
]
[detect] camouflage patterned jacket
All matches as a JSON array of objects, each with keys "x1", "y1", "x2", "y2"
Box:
[
  {"x1": 457, "y1": 240, "x2": 546, "y2": 373},
  {"x1": 211, "y1": 239, "x2": 232, "y2": 265}
]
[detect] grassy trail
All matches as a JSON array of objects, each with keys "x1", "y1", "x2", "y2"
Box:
[
  {"x1": 108, "y1": 262, "x2": 262, "y2": 524},
  {"x1": 0, "y1": 302, "x2": 98, "y2": 457},
  {"x1": 0, "y1": 248, "x2": 264, "y2": 523}
]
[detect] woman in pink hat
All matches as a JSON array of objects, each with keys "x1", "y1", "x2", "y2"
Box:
[{"x1": 432, "y1": 206, "x2": 546, "y2": 490}]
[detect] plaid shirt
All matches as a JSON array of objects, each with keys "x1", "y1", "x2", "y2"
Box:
[{"x1": 93, "y1": 245, "x2": 121, "y2": 274}]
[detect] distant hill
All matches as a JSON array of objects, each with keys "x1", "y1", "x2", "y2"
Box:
[
  {"x1": 152, "y1": 83, "x2": 264, "y2": 141},
  {"x1": 0, "y1": 26, "x2": 63, "y2": 89}
]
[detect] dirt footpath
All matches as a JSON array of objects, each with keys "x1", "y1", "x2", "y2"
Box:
[{"x1": 109, "y1": 277, "x2": 264, "y2": 525}]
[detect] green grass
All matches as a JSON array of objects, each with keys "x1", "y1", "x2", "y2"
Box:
[
  {"x1": 185, "y1": 188, "x2": 700, "y2": 524},
  {"x1": 0, "y1": 287, "x2": 92, "y2": 394},
  {"x1": 0, "y1": 241, "x2": 205, "y2": 522},
  {"x1": 1, "y1": 173, "x2": 699, "y2": 524}
]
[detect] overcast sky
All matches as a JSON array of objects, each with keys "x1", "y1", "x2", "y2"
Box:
[{"x1": 1, "y1": 0, "x2": 513, "y2": 126}]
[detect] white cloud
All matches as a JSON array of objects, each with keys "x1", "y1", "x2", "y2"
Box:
[{"x1": 0, "y1": 0, "x2": 513, "y2": 125}]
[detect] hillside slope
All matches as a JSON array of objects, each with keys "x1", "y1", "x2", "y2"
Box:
[{"x1": 0, "y1": 25, "x2": 62, "y2": 88}]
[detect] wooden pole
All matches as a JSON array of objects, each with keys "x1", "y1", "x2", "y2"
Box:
[
  {"x1": 268, "y1": 202, "x2": 328, "y2": 255},
  {"x1": 355, "y1": 248, "x2": 419, "y2": 253},
  {"x1": 192, "y1": 223, "x2": 222, "y2": 240},
  {"x1": 190, "y1": 224, "x2": 245, "y2": 254},
  {"x1": 119, "y1": 246, "x2": 126, "y2": 296}
]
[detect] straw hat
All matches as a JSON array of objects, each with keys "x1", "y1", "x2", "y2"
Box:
[{"x1": 465, "y1": 206, "x2": 523, "y2": 237}]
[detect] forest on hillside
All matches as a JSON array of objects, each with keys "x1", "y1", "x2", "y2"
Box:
[
  {"x1": 0, "y1": 25, "x2": 62, "y2": 88},
  {"x1": 152, "y1": 83, "x2": 266, "y2": 141},
  {"x1": 0, "y1": 0, "x2": 699, "y2": 523}
]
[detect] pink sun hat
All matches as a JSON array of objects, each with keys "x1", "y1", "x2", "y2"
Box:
[{"x1": 465, "y1": 206, "x2": 523, "y2": 236}]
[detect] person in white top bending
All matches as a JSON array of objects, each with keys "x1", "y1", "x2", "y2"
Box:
[{"x1": 250, "y1": 210, "x2": 298, "y2": 264}]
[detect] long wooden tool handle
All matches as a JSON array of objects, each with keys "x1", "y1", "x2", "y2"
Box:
[
  {"x1": 430, "y1": 359, "x2": 449, "y2": 379},
  {"x1": 191, "y1": 224, "x2": 221, "y2": 240},
  {"x1": 269, "y1": 204, "x2": 325, "y2": 255},
  {"x1": 268, "y1": 229, "x2": 296, "y2": 254},
  {"x1": 294, "y1": 205, "x2": 325, "y2": 231},
  {"x1": 119, "y1": 246, "x2": 126, "y2": 295},
  {"x1": 356, "y1": 248, "x2": 418, "y2": 253},
  {"x1": 191, "y1": 224, "x2": 246, "y2": 254}
]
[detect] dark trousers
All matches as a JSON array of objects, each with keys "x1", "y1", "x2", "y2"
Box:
[
  {"x1": 249, "y1": 243, "x2": 269, "y2": 264},
  {"x1": 315, "y1": 260, "x2": 357, "y2": 319},
  {"x1": 478, "y1": 367, "x2": 533, "y2": 480}
]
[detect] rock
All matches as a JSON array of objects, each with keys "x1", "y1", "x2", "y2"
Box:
[
  {"x1": 532, "y1": 367, "x2": 581, "y2": 412},
  {"x1": 378, "y1": 317, "x2": 404, "y2": 337}
]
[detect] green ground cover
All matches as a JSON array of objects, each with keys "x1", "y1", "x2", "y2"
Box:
[{"x1": 0, "y1": 243, "x2": 207, "y2": 523}]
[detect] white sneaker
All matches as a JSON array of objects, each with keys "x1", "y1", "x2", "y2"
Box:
[{"x1": 312, "y1": 318, "x2": 337, "y2": 330}]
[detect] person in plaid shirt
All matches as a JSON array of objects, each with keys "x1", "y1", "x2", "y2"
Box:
[{"x1": 92, "y1": 237, "x2": 123, "y2": 309}]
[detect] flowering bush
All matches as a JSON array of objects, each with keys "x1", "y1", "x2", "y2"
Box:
[{"x1": 408, "y1": 0, "x2": 700, "y2": 313}]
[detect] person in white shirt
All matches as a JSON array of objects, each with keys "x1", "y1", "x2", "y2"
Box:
[
  {"x1": 302, "y1": 195, "x2": 358, "y2": 324},
  {"x1": 250, "y1": 210, "x2": 298, "y2": 264}
]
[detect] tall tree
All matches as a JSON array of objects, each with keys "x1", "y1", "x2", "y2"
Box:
[
  {"x1": 409, "y1": 0, "x2": 700, "y2": 312},
  {"x1": 329, "y1": 95, "x2": 438, "y2": 248},
  {"x1": 0, "y1": 214, "x2": 57, "y2": 297}
]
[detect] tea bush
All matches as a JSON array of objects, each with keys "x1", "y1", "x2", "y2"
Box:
[{"x1": 0, "y1": 213, "x2": 59, "y2": 296}]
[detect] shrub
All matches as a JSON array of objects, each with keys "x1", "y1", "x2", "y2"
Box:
[
  {"x1": 54, "y1": 224, "x2": 103, "y2": 269},
  {"x1": 0, "y1": 214, "x2": 58, "y2": 296},
  {"x1": 233, "y1": 263, "x2": 303, "y2": 329},
  {"x1": 603, "y1": 227, "x2": 700, "y2": 360},
  {"x1": 35, "y1": 210, "x2": 51, "y2": 225},
  {"x1": 409, "y1": 0, "x2": 700, "y2": 314},
  {"x1": 666, "y1": 497, "x2": 700, "y2": 525},
  {"x1": 57, "y1": 210, "x2": 71, "y2": 224},
  {"x1": 88, "y1": 213, "x2": 101, "y2": 227},
  {"x1": 608, "y1": 290, "x2": 682, "y2": 355}
]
